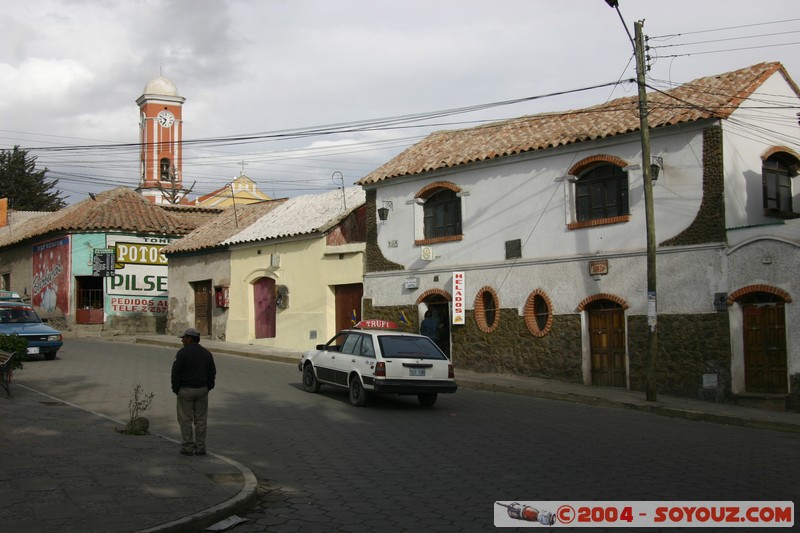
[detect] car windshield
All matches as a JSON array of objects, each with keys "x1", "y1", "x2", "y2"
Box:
[
  {"x1": 0, "y1": 306, "x2": 41, "y2": 324},
  {"x1": 378, "y1": 335, "x2": 447, "y2": 360}
]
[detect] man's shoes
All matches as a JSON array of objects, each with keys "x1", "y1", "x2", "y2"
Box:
[
  {"x1": 195, "y1": 450, "x2": 207, "y2": 456},
  {"x1": 180, "y1": 450, "x2": 194, "y2": 456}
]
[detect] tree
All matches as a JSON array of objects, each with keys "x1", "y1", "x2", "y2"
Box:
[{"x1": 0, "y1": 146, "x2": 67, "y2": 211}]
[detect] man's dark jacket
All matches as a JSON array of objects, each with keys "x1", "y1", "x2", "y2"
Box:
[{"x1": 171, "y1": 342, "x2": 216, "y2": 393}]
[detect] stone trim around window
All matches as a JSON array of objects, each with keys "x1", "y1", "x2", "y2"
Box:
[
  {"x1": 524, "y1": 289, "x2": 553, "y2": 337},
  {"x1": 568, "y1": 154, "x2": 629, "y2": 176},
  {"x1": 575, "y1": 293, "x2": 629, "y2": 312},
  {"x1": 414, "y1": 234, "x2": 464, "y2": 246},
  {"x1": 474, "y1": 286, "x2": 500, "y2": 333},
  {"x1": 567, "y1": 214, "x2": 630, "y2": 230},
  {"x1": 727, "y1": 284, "x2": 793, "y2": 305},
  {"x1": 415, "y1": 181, "x2": 462, "y2": 199}
]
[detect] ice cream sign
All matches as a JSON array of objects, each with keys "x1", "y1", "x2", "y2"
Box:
[{"x1": 452, "y1": 271, "x2": 465, "y2": 325}]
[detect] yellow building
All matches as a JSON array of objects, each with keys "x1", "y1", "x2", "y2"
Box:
[{"x1": 195, "y1": 174, "x2": 271, "y2": 208}]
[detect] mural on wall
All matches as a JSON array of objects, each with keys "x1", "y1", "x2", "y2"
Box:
[
  {"x1": 106, "y1": 235, "x2": 171, "y2": 315},
  {"x1": 32, "y1": 236, "x2": 71, "y2": 316}
]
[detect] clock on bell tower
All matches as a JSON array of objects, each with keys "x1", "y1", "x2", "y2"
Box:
[{"x1": 135, "y1": 76, "x2": 187, "y2": 204}]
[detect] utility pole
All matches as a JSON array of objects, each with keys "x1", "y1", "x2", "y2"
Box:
[{"x1": 633, "y1": 20, "x2": 658, "y2": 402}]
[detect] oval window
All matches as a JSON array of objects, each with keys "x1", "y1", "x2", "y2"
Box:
[
  {"x1": 475, "y1": 287, "x2": 499, "y2": 333},
  {"x1": 524, "y1": 289, "x2": 553, "y2": 337}
]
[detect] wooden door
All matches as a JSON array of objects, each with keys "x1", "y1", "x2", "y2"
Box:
[
  {"x1": 335, "y1": 283, "x2": 363, "y2": 332},
  {"x1": 743, "y1": 302, "x2": 787, "y2": 393},
  {"x1": 254, "y1": 277, "x2": 276, "y2": 338},
  {"x1": 588, "y1": 306, "x2": 626, "y2": 387},
  {"x1": 193, "y1": 280, "x2": 212, "y2": 336}
]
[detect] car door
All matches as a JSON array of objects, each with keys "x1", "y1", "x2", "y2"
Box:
[
  {"x1": 335, "y1": 333, "x2": 377, "y2": 388},
  {"x1": 313, "y1": 332, "x2": 347, "y2": 385}
]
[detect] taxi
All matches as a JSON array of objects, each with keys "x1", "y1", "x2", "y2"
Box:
[
  {"x1": 0, "y1": 290, "x2": 24, "y2": 302},
  {"x1": 298, "y1": 319, "x2": 457, "y2": 407}
]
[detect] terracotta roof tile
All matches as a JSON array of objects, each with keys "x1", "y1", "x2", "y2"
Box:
[
  {"x1": 0, "y1": 187, "x2": 220, "y2": 249},
  {"x1": 358, "y1": 62, "x2": 792, "y2": 184}
]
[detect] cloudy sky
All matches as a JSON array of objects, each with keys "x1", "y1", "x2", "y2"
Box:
[{"x1": 2, "y1": 0, "x2": 799, "y2": 204}]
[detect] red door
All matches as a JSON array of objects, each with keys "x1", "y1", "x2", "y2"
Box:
[
  {"x1": 253, "y1": 278, "x2": 276, "y2": 338},
  {"x1": 335, "y1": 284, "x2": 363, "y2": 332}
]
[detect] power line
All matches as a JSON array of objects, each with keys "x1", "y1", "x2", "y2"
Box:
[{"x1": 651, "y1": 17, "x2": 800, "y2": 39}]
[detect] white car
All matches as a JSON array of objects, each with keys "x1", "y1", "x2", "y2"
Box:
[{"x1": 298, "y1": 320, "x2": 457, "y2": 407}]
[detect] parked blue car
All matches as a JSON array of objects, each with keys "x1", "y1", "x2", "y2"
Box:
[{"x1": 0, "y1": 302, "x2": 63, "y2": 360}]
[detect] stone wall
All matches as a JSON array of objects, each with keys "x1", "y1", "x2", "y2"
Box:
[
  {"x1": 367, "y1": 299, "x2": 736, "y2": 402},
  {"x1": 627, "y1": 313, "x2": 731, "y2": 399},
  {"x1": 364, "y1": 190, "x2": 404, "y2": 273},
  {"x1": 107, "y1": 314, "x2": 168, "y2": 334},
  {"x1": 452, "y1": 309, "x2": 583, "y2": 382},
  {"x1": 661, "y1": 126, "x2": 727, "y2": 247}
]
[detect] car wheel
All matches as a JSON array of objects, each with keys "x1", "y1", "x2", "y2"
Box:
[
  {"x1": 44, "y1": 352, "x2": 57, "y2": 361},
  {"x1": 418, "y1": 393, "x2": 438, "y2": 407},
  {"x1": 349, "y1": 375, "x2": 367, "y2": 407},
  {"x1": 302, "y1": 364, "x2": 320, "y2": 393}
]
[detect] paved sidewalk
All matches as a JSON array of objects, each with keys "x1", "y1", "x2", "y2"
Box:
[
  {"x1": 0, "y1": 381, "x2": 256, "y2": 533},
  {"x1": 3, "y1": 332, "x2": 799, "y2": 533}
]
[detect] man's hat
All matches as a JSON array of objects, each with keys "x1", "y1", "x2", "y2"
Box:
[{"x1": 180, "y1": 328, "x2": 201, "y2": 339}]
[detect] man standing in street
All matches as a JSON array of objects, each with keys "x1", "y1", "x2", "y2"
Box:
[{"x1": 171, "y1": 328, "x2": 216, "y2": 456}]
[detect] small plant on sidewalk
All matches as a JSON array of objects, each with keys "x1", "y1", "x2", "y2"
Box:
[
  {"x1": 0, "y1": 334, "x2": 29, "y2": 372},
  {"x1": 122, "y1": 383, "x2": 154, "y2": 435}
]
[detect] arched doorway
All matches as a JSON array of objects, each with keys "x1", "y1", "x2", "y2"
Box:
[
  {"x1": 586, "y1": 299, "x2": 626, "y2": 387},
  {"x1": 420, "y1": 293, "x2": 451, "y2": 358},
  {"x1": 740, "y1": 292, "x2": 787, "y2": 394},
  {"x1": 253, "y1": 277, "x2": 276, "y2": 339}
]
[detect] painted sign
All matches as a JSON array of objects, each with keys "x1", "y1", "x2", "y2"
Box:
[
  {"x1": 106, "y1": 236, "x2": 171, "y2": 314},
  {"x1": 32, "y1": 236, "x2": 71, "y2": 316},
  {"x1": 92, "y1": 248, "x2": 115, "y2": 277},
  {"x1": 589, "y1": 259, "x2": 609, "y2": 276},
  {"x1": 452, "y1": 271, "x2": 465, "y2": 325}
]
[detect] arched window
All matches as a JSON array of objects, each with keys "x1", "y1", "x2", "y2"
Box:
[
  {"x1": 576, "y1": 164, "x2": 629, "y2": 222},
  {"x1": 160, "y1": 158, "x2": 172, "y2": 181},
  {"x1": 763, "y1": 153, "x2": 797, "y2": 218},
  {"x1": 423, "y1": 189, "x2": 462, "y2": 239}
]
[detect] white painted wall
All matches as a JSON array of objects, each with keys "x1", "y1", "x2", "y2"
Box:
[
  {"x1": 722, "y1": 73, "x2": 800, "y2": 229},
  {"x1": 372, "y1": 123, "x2": 708, "y2": 271}
]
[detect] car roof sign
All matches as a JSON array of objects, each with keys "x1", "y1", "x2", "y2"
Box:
[{"x1": 353, "y1": 319, "x2": 399, "y2": 330}]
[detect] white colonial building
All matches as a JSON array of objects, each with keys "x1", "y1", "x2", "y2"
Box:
[{"x1": 357, "y1": 62, "x2": 800, "y2": 408}]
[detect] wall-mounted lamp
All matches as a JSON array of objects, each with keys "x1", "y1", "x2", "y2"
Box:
[
  {"x1": 650, "y1": 156, "x2": 663, "y2": 181},
  {"x1": 377, "y1": 200, "x2": 393, "y2": 221}
]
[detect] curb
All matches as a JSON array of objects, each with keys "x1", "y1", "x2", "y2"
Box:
[
  {"x1": 457, "y1": 379, "x2": 800, "y2": 435},
  {"x1": 137, "y1": 453, "x2": 258, "y2": 533}
]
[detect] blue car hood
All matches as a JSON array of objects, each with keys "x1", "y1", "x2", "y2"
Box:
[{"x1": 0, "y1": 322, "x2": 61, "y2": 336}]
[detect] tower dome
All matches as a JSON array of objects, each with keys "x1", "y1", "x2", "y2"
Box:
[{"x1": 142, "y1": 76, "x2": 180, "y2": 97}]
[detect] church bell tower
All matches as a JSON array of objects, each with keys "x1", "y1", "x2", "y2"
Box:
[{"x1": 136, "y1": 76, "x2": 187, "y2": 204}]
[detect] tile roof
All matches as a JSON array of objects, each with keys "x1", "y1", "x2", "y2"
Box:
[
  {"x1": 162, "y1": 199, "x2": 286, "y2": 254},
  {"x1": 358, "y1": 62, "x2": 795, "y2": 185},
  {"x1": 0, "y1": 187, "x2": 221, "y2": 249},
  {"x1": 223, "y1": 187, "x2": 366, "y2": 246}
]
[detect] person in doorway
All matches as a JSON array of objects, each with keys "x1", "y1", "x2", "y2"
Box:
[
  {"x1": 420, "y1": 310, "x2": 440, "y2": 342},
  {"x1": 171, "y1": 328, "x2": 216, "y2": 456}
]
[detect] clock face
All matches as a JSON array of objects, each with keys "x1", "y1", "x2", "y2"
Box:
[{"x1": 157, "y1": 110, "x2": 175, "y2": 127}]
